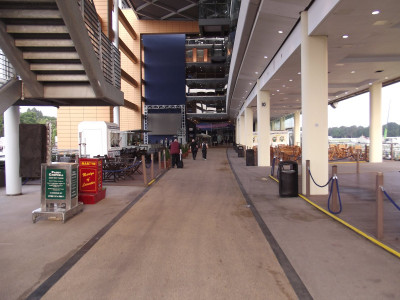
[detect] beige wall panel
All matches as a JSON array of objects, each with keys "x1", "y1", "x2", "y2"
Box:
[{"x1": 57, "y1": 7, "x2": 198, "y2": 150}]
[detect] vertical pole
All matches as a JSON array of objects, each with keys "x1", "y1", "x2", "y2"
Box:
[
  {"x1": 306, "y1": 160, "x2": 310, "y2": 197},
  {"x1": 163, "y1": 150, "x2": 166, "y2": 169},
  {"x1": 376, "y1": 172, "x2": 384, "y2": 240},
  {"x1": 158, "y1": 151, "x2": 161, "y2": 170},
  {"x1": 391, "y1": 143, "x2": 394, "y2": 161},
  {"x1": 142, "y1": 155, "x2": 147, "y2": 185},
  {"x1": 4, "y1": 106, "x2": 22, "y2": 195},
  {"x1": 150, "y1": 153, "x2": 154, "y2": 180},
  {"x1": 331, "y1": 165, "x2": 339, "y2": 212},
  {"x1": 356, "y1": 151, "x2": 360, "y2": 174}
]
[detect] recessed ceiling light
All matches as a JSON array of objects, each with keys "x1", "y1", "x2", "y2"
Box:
[
  {"x1": 289, "y1": 79, "x2": 293, "y2": 82},
  {"x1": 264, "y1": 56, "x2": 268, "y2": 59},
  {"x1": 342, "y1": 35, "x2": 349, "y2": 39},
  {"x1": 278, "y1": 30, "x2": 283, "y2": 34},
  {"x1": 277, "y1": 90, "x2": 280, "y2": 92},
  {"x1": 351, "y1": 70, "x2": 355, "y2": 74},
  {"x1": 298, "y1": 72, "x2": 301, "y2": 75},
  {"x1": 249, "y1": 82, "x2": 252, "y2": 85},
  {"x1": 255, "y1": 72, "x2": 258, "y2": 74},
  {"x1": 372, "y1": 10, "x2": 380, "y2": 15},
  {"x1": 369, "y1": 83, "x2": 372, "y2": 85}
]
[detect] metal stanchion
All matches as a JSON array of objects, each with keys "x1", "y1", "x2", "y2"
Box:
[
  {"x1": 356, "y1": 150, "x2": 360, "y2": 174},
  {"x1": 163, "y1": 150, "x2": 166, "y2": 169},
  {"x1": 158, "y1": 151, "x2": 161, "y2": 170},
  {"x1": 331, "y1": 165, "x2": 339, "y2": 212},
  {"x1": 306, "y1": 160, "x2": 310, "y2": 197},
  {"x1": 376, "y1": 172, "x2": 384, "y2": 239},
  {"x1": 150, "y1": 153, "x2": 154, "y2": 180},
  {"x1": 142, "y1": 155, "x2": 147, "y2": 185}
]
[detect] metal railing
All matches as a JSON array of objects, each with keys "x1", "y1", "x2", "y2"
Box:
[
  {"x1": 77, "y1": 0, "x2": 121, "y2": 89},
  {"x1": 0, "y1": 49, "x2": 16, "y2": 88}
]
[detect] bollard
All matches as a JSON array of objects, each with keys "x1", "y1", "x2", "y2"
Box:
[
  {"x1": 331, "y1": 165, "x2": 339, "y2": 212},
  {"x1": 158, "y1": 151, "x2": 161, "y2": 170},
  {"x1": 163, "y1": 150, "x2": 166, "y2": 169},
  {"x1": 306, "y1": 160, "x2": 310, "y2": 197},
  {"x1": 376, "y1": 172, "x2": 384, "y2": 240},
  {"x1": 150, "y1": 153, "x2": 154, "y2": 180},
  {"x1": 391, "y1": 144, "x2": 394, "y2": 161},
  {"x1": 142, "y1": 155, "x2": 147, "y2": 185},
  {"x1": 356, "y1": 150, "x2": 360, "y2": 174}
]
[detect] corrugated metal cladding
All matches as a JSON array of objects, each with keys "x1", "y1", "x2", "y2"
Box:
[{"x1": 142, "y1": 34, "x2": 186, "y2": 106}]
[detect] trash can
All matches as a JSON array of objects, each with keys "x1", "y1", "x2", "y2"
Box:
[
  {"x1": 246, "y1": 149, "x2": 255, "y2": 166},
  {"x1": 278, "y1": 161, "x2": 298, "y2": 197},
  {"x1": 237, "y1": 145, "x2": 244, "y2": 157}
]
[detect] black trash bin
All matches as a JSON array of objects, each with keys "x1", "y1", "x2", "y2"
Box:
[
  {"x1": 246, "y1": 149, "x2": 255, "y2": 166},
  {"x1": 278, "y1": 161, "x2": 298, "y2": 197},
  {"x1": 237, "y1": 145, "x2": 244, "y2": 157}
]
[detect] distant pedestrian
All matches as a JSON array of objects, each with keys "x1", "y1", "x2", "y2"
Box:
[
  {"x1": 201, "y1": 140, "x2": 208, "y2": 160},
  {"x1": 169, "y1": 139, "x2": 180, "y2": 168},
  {"x1": 190, "y1": 139, "x2": 198, "y2": 160}
]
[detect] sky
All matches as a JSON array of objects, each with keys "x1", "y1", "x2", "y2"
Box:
[
  {"x1": 328, "y1": 81, "x2": 400, "y2": 128},
  {"x1": 19, "y1": 82, "x2": 400, "y2": 128}
]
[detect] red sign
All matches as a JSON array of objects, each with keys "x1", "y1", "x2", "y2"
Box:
[{"x1": 79, "y1": 158, "x2": 102, "y2": 194}]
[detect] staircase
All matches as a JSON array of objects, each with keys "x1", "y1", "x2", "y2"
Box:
[{"x1": 0, "y1": 0, "x2": 123, "y2": 113}]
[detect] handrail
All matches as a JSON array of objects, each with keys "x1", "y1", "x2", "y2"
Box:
[{"x1": 77, "y1": 0, "x2": 121, "y2": 89}]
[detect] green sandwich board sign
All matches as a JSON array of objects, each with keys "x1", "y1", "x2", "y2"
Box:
[{"x1": 45, "y1": 169, "x2": 66, "y2": 200}]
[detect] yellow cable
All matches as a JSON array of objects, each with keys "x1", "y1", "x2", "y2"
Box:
[{"x1": 268, "y1": 175, "x2": 400, "y2": 258}]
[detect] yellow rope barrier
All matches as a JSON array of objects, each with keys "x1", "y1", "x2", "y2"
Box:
[{"x1": 268, "y1": 175, "x2": 400, "y2": 259}]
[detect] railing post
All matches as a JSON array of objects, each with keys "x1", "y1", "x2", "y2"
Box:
[
  {"x1": 306, "y1": 160, "x2": 310, "y2": 197},
  {"x1": 163, "y1": 150, "x2": 166, "y2": 169},
  {"x1": 376, "y1": 172, "x2": 384, "y2": 240},
  {"x1": 142, "y1": 155, "x2": 147, "y2": 186},
  {"x1": 150, "y1": 153, "x2": 154, "y2": 180},
  {"x1": 356, "y1": 150, "x2": 360, "y2": 174},
  {"x1": 331, "y1": 165, "x2": 339, "y2": 212},
  {"x1": 390, "y1": 143, "x2": 394, "y2": 161}
]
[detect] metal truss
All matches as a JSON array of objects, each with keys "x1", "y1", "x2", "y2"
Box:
[{"x1": 143, "y1": 105, "x2": 186, "y2": 144}]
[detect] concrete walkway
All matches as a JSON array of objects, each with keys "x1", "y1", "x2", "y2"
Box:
[{"x1": 1, "y1": 147, "x2": 400, "y2": 299}]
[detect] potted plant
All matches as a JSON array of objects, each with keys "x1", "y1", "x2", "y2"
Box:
[
  {"x1": 161, "y1": 148, "x2": 171, "y2": 169},
  {"x1": 181, "y1": 144, "x2": 189, "y2": 159}
]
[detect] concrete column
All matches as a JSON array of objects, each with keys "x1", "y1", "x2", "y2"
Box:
[
  {"x1": 369, "y1": 82, "x2": 382, "y2": 163},
  {"x1": 239, "y1": 114, "x2": 245, "y2": 145},
  {"x1": 294, "y1": 110, "x2": 301, "y2": 146},
  {"x1": 280, "y1": 117, "x2": 285, "y2": 130},
  {"x1": 244, "y1": 107, "x2": 253, "y2": 148},
  {"x1": 4, "y1": 106, "x2": 22, "y2": 195},
  {"x1": 235, "y1": 118, "x2": 239, "y2": 144},
  {"x1": 301, "y1": 11, "x2": 329, "y2": 195},
  {"x1": 112, "y1": 0, "x2": 120, "y2": 125},
  {"x1": 257, "y1": 88, "x2": 271, "y2": 166}
]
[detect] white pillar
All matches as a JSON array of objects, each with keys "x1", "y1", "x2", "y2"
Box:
[
  {"x1": 235, "y1": 118, "x2": 239, "y2": 144},
  {"x1": 244, "y1": 107, "x2": 253, "y2": 148},
  {"x1": 4, "y1": 106, "x2": 22, "y2": 195},
  {"x1": 257, "y1": 89, "x2": 271, "y2": 166},
  {"x1": 239, "y1": 114, "x2": 245, "y2": 145},
  {"x1": 301, "y1": 11, "x2": 329, "y2": 195},
  {"x1": 112, "y1": 0, "x2": 120, "y2": 125},
  {"x1": 280, "y1": 117, "x2": 285, "y2": 130},
  {"x1": 294, "y1": 110, "x2": 301, "y2": 146},
  {"x1": 369, "y1": 82, "x2": 382, "y2": 163}
]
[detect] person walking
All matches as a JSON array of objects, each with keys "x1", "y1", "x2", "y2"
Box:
[
  {"x1": 190, "y1": 139, "x2": 198, "y2": 160},
  {"x1": 201, "y1": 140, "x2": 208, "y2": 160},
  {"x1": 169, "y1": 138, "x2": 180, "y2": 168}
]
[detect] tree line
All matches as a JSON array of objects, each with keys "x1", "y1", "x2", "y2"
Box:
[
  {"x1": 0, "y1": 108, "x2": 57, "y2": 142},
  {"x1": 329, "y1": 122, "x2": 400, "y2": 138}
]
